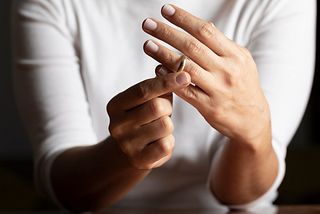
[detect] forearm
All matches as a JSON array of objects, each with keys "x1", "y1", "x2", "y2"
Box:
[
  {"x1": 210, "y1": 124, "x2": 278, "y2": 205},
  {"x1": 50, "y1": 72, "x2": 186, "y2": 213},
  {"x1": 51, "y1": 136, "x2": 150, "y2": 213}
]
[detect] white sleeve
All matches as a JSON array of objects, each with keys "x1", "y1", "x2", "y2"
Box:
[
  {"x1": 11, "y1": 0, "x2": 98, "y2": 206},
  {"x1": 208, "y1": 0, "x2": 316, "y2": 210}
]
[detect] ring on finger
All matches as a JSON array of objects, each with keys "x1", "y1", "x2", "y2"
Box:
[{"x1": 176, "y1": 55, "x2": 187, "y2": 72}]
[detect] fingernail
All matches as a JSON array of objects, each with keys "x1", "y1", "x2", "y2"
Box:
[
  {"x1": 143, "y1": 19, "x2": 157, "y2": 31},
  {"x1": 145, "y1": 40, "x2": 159, "y2": 53},
  {"x1": 176, "y1": 73, "x2": 190, "y2": 85},
  {"x1": 157, "y1": 66, "x2": 169, "y2": 76},
  {"x1": 162, "y1": 4, "x2": 175, "y2": 16},
  {"x1": 210, "y1": 22, "x2": 216, "y2": 28}
]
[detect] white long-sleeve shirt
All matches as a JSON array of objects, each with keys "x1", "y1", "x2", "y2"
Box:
[{"x1": 11, "y1": 0, "x2": 316, "y2": 211}]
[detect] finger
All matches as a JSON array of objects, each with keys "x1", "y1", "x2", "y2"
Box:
[
  {"x1": 154, "y1": 66, "x2": 211, "y2": 112},
  {"x1": 140, "y1": 134, "x2": 175, "y2": 169},
  {"x1": 125, "y1": 97, "x2": 173, "y2": 126},
  {"x1": 161, "y1": 4, "x2": 232, "y2": 56},
  {"x1": 107, "y1": 72, "x2": 191, "y2": 113},
  {"x1": 155, "y1": 65, "x2": 208, "y2": 108},
  {"x1": 136, "y1": 116, "x2": 174, "y2": 144},
  {"x1": 144, "y1": 39, "x2": 220, "y2": 96},
  {"x1": 155, "y1": 65, "x2": 172, "y2": 76},
  {"x1": 113, "y1": 115, "x2": 174, "y2": 158},
  {"x1": 143, "y1": 18, "x2": 219, "y2": 71},
  {"x1": 121, "y1": 115, "x2": 173, "y2": 154}
]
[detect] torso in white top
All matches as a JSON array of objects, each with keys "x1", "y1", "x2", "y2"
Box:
[{"x1": 11, "y1": 0, "x2": 316, "y2": 210}]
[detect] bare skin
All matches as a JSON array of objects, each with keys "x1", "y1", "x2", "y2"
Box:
[
  {"x1": 142, "y1": 4, "x2": 278, "y2": 205},
  {"x1": 51, "y1": 4, "x2": 278, "y2": 212},
  {"x1": 52, "y1": 71, "x2": 191, "y2": 212}
]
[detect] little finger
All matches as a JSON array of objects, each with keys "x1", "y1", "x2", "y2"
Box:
[{"x1": 139, "y1": 134, "x2": 175, "y2": 169}]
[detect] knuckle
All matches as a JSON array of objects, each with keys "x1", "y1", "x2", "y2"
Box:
[
  {"x1": 160, "y1": 116, "x2": 174, "y2": 133},
  {"x1": 159, "y1": 50, "x2": 174, "y2": 65},
  {"x1": 235, "y1": 53, "x2": 247, "y2": 64},
  {"x1": 106, "y1": 98, "x2": 116, "y2": 115},
  {"x1": 176, "y1": 12, "x2": 188, "y2": 25},
  {"x1": 119, "y1": 140, "x2": 134, "y2": 156},
  {"x1": 108, "y1": 123, "x2": 123, "y2": 139},
  {"x1": 159, "y1": 25, "x2": 171, "y2": 40},
  {"x1": 188, "y1": 64, "x2": 202, "y2": 78},
  {"x1": 233, "y1": 48, "x2": 252, "y2": 64},
  {"x1": 224, "y1": 71, "x2": 238, "y2": 87},
  {"x1": 186, "y1": 39, "x2": 202, "y2": 55},
  {"x1": 184, "y1": 87, "x2": 201, "y2": 101},
  {"x1": 136, "y1": 81, "x2": 150, "y2": 100},
  {"x1": 109, "y1": 123, "x2": 135, "y2": 155},
  {"x1": 159, "y1": 77, "x2": 172, "y2": 91},
  {"x1": 157, "y1": 137, "x2": 174, "y2": 155},
  {"x1": 150, "y1": 98, "x2": 165, "y2": 117},
  {"x1": 198, "y1": 22, "x2": 214, "y2": 38},
  {"x1": 220, "y1": 61, "x2": 240, "y2": 88}
]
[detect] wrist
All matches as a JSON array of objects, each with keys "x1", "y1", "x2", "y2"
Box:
[{"x1": 229, "y1": 118, "x2": 272, "y2": 154}]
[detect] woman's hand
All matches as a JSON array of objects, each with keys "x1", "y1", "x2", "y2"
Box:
[
  {"x1": 107, "y1": 72, "x2": 191, "y2": 169},
  {"x1": 142, "y1": 5, "x2": 278, "y2": 204},
  {"x1": 142, "y1": 4, "x2": 271, "y2": 148}
]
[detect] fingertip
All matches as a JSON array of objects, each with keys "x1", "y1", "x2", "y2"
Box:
[
  {"x1": 162, "y1": 4, "x2": 176, "y2": 17},
  {"x1": 176, "y1": 72, "x2": 191, "y2": 86},
  {"x1": 143, "y1": 18, "x2": 158, "y2": 32},
  {"x1": 145, "y1": 40, "x2": 159, "y2": 54},
  {"x1": 155, "y1": 65, "x2": 170, "y2": 76}
]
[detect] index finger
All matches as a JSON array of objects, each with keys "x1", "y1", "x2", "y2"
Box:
[
  {"x1": 161, "y1": 4, "x2": 231, "y2": 56},
  {"x1": 107, "y1": 72, "x2": 191, "y2": 113}
]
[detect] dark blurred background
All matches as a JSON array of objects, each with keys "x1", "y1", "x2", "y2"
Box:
[{"x1": 0, "y1": 0, "x2": 319, "y2": 211}]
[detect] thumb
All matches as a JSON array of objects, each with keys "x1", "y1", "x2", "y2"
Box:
[
  {"x1": 169, "y1": 72, "x2": 191, "y2": 87},
  {"x1": 155, "y1": 65, "x2": 191, "y2": 87},
  {"x1": 108, "y1": 67, "x2": 191, "y2": 113}
]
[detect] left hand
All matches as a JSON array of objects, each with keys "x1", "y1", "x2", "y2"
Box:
[{"x1": 142, "y1": 4, "x2": 271, "y2": 147}]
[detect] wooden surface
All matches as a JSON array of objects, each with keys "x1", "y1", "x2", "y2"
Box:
[
  {"x1": 100, "y1": 206, "x2": 320, "y2": 214},
  {"x1": 1, "y1": 206, "x2": 320, "y2": 214},
  {"x1": 277, "y1": 205, "x2": 320, "y2": 214}
]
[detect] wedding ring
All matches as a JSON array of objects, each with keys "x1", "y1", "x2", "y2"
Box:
[{"x1": 176, "y1": 55, "x2": 187, "y2": 72}]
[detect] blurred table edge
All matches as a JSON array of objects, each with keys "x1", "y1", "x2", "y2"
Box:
[{"x1": 1, "y1": 205, "x2": 320, "y2": 214}]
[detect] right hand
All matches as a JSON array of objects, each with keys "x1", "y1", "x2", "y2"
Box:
[{"x1": 107, "y1": 69, "x2": 190, "y2": 169}]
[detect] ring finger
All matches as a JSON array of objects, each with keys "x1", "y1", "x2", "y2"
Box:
[{"x1": 144, "y1": 39, "x2": 219, "y2": 96}]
